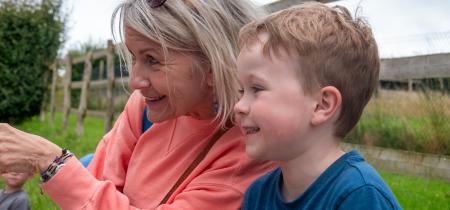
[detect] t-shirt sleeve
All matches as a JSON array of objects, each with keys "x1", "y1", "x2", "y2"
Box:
[{"x1": 337, "y1": 185, "x2": 395, "y2": 210}]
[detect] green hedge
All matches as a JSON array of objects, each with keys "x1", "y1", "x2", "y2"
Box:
[{"x1": 0, "y1": 0, "x2": 65, "y2": 123}]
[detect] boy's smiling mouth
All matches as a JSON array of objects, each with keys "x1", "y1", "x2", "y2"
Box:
[{"x1": 246, "y1": 127, "x2": 260, "y2": 134}]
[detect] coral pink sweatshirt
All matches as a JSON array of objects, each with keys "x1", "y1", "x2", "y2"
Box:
[{"x1": 41, "y1": 91, "x2": 279, "y2": 210}]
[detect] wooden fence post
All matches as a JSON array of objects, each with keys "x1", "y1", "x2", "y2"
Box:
[
  {"x1": 97, "y1": 60, "x2": 104, "y2": 110},
  {"x1": 39, "y1": 69, "x2": 50, "y2": 122},
  {"x1": 438, "y1": 78, "x2": 444, "y2": 90},
  {"x1": 374, "y1": 82, "x2": 380, "y2": 98},
  {"x1": 105, "y1": 40, "x2": 115, "y2": 134},
  {"x1": 50, "y1": 59, "x2": 58, "y2": 126},
  {"x1": 408, "y1": 79, "x2": 413, "y2": 92},
  {"x1": 76, "y1": 52, "x2": 93, "y2": 137},
  {"x1": 62, "y1": 54, "x2": 72, "y2": 131}
]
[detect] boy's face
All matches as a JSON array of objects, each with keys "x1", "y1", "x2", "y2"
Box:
[
  {"x1": 234, "y1": 33, "x2": 317, "y2": 161},
  {"x1": 1, "y1": 172, "x2": 30, "y2": 189}
]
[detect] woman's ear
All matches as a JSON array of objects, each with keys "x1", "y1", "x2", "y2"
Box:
[
  {"x1": 206, "y1": 68, "x2": 214, "y2": 87},
  {"x1": 311, "y1": 86, "x2": 342, "y2": 126}
]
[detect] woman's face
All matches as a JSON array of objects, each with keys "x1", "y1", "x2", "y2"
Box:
[{"x1": 125, "y1": 25, "x2": 215, "y2": 123}]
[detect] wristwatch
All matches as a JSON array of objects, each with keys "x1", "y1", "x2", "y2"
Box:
[{"x1": 54, "y1": 164, "x2": 66, "y2": 175}]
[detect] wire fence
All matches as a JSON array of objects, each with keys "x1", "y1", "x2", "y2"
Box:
[{"x1": 378, "y1": 31, "x2": 450, "y2": 59}]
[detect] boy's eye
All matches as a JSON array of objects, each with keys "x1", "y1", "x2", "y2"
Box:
[
  {"x1": 252, "y1": 86, "x2": 263, "y2": 93},
  {"x1": 131, "y1": 54, "x2": 136, "y2": 61}
]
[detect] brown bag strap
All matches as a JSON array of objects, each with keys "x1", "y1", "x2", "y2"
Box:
[{"x1": 158, "y1": 126, "x2": 231, "y2": 206}]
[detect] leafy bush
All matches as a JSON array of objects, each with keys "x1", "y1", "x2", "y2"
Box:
[{"x1": 0, "y1": 0, "x2": 66, "y2": 123}]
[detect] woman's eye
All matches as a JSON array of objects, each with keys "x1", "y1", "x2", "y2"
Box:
[
  {"x1": 238, "y1": 89, "x2": 244, "y2": 95},
  {"x1": 149, "y1": 56, "x2": 159, "y2": 64}
]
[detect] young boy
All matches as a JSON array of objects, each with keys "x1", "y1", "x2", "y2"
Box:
[
  {"x1": 0, "y1": 172, "x2": 32, "y2": 210},
  {"x1": 234, "y1": 2, "x2": 402, "y2": 209}
]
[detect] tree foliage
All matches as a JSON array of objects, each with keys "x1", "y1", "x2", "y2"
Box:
[{"x1": 0, "y1": 0, "x2": 66, "y2": 123}]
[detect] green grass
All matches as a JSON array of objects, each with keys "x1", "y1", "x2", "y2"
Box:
[
  {"x1": 378, "y1": 171, "x2": 450, "y2": 209},
  {"x1": 1, "y1": 112, "x2": 450, "y2": 209}
]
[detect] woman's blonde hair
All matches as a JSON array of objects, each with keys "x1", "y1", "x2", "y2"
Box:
[{"x1": 112, "y1": 0, "x2": 266, "y2": 129}]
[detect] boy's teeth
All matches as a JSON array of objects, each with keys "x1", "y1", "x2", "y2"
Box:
[
  {"x1": 246, "y1": 127, "x2": 260, "y2": 134},
  {"x1": 146, "y1": 95, "x2": 165, "y2": 101}
]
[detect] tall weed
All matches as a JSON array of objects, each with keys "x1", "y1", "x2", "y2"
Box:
[{"x1": 344, "y1": 89, "x2": 450, "y2": 156}]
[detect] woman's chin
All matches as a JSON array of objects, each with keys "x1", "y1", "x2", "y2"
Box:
[{"x1": 145, "y1": 109, "x2": 174, "y2": 124}]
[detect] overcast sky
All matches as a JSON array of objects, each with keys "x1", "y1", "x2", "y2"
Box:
[{"x1": 62, "y1": 0, "x2": 450, "y2": 58}]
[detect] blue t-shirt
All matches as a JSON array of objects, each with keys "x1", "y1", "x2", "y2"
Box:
[
  {"x1": 143, "y1": 106, "x2": 153, "y2": 132},
  {"x1": 242, "y1": 150, "x2": 402, "y2": 210}
]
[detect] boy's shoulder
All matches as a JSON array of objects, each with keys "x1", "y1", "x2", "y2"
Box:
[{"x1": 336, "y1": 150, "x2": 388, "y2": 190}]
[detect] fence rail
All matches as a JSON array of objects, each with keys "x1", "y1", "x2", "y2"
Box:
[
  {"x1": 380, "y1": 53, "x2": 450, "y2": 80},
  {"x1": 57, "y1": 49, "x2": 108, "y2": 66},
  {"x1": 55, "y1": 107, "x2": 122, "y2": 122},
  {"x1": 55, "y1": 77, "x2": 130, "y2": 89}
]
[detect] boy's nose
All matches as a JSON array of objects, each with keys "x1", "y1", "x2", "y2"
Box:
[
  {"x1": 234, "y1": 98, "x2": 249, "y2": 116},
  {"x1": 128, "y1": 65, "x2": 151, "y2": 90}
]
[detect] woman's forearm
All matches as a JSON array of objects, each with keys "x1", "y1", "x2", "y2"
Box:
[{"x1": 0, "y1": 123, "x2": 62, "y2": 174}]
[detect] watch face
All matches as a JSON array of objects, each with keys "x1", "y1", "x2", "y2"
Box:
[{"x1": 55, "y1": 164, "x2": 65, "y2": 174}]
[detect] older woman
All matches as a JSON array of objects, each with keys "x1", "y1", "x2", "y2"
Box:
[{"x1": 0, "y1": 0, "x2": 280, "y2": 209}]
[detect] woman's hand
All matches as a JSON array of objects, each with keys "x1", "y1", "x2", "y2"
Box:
[{"x1": 0, "y1": 123, "x2": 62, "y2": 174}]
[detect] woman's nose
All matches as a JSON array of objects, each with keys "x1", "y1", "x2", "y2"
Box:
[{"x1": 128, "y1": 65, "x2": 151, "y2": 90}]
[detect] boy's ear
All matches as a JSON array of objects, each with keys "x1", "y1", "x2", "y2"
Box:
[
  {"x1": 311, "y1": 86, "x2": 341, "y2": 126},
  {"x1": 27, "y1": 173, "x2": 35, "y2": 181}
]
